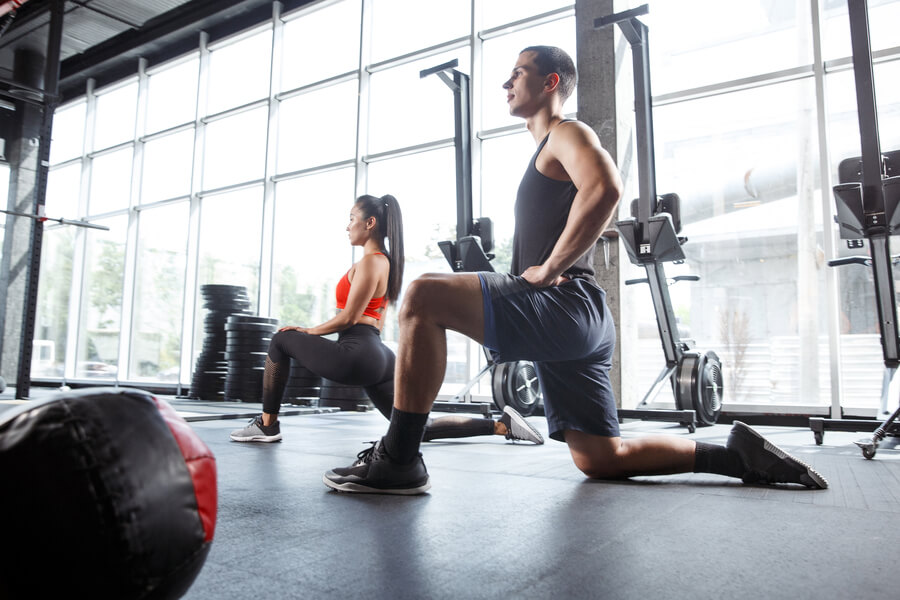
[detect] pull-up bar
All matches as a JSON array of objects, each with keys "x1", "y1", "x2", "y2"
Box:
[{"x1": 0, "y1": 207, "x2": 110, "y2": 230}]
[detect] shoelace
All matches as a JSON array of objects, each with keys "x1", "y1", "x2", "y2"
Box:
[{"x1": 352, "y1": 441, "x2": 380, "y2": 466}]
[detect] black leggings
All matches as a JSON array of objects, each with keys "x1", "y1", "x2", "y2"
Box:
[
  {"x1": 262, "y1": 324, "x2": 495, "y2": 440},
  {"x1": 264, "y1": 324, "x2": 395, "y2": 417}
]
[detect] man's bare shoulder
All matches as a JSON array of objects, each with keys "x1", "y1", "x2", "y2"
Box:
[
  {"x1": 547, "y1": 120, "x2": 608, "y2": 163},
  {"x1": 553, "y1": 120, "x2": 602, "y2": 146}
]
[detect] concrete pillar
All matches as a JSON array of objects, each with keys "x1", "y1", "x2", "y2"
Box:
[
  {"x1": 576, "y1": 0, "x2": 634, "y2": 406},
  {"x1": 0, "y1": 49, "x2": 46, "y2": 389}
]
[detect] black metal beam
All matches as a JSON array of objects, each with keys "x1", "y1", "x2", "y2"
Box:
[
  {"x1": 15, "y1": 0, "x2": 63, "y2": 399},
  {"x1": 51, "y1": 0, "x2": 315, "y2": 100},
  {"x1": 595, "y1": 4, "x2": 656, "y2": 244},
  {"x1": 420, "y1": 58, "x2": 474, "y2": 242},
  {"x1": 844, "y1": 0, "x2": 898, "y2": 366}
]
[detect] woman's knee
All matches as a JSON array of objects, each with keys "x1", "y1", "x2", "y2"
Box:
[{"x1": 268, "y1": 329, "x2": 303, "y2": 361}]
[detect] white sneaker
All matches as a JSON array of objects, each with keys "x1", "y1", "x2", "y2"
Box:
[
  {"x1": 499, "y1": 406, "x2": 544, "y2": 444},
  {"x1": 230, "y1": 415, "x2": 282, "y2": 442}
]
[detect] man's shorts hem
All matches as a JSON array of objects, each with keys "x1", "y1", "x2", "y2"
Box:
[{"x1": 550, "y1": 421, "x2": 621, "y2": 443}]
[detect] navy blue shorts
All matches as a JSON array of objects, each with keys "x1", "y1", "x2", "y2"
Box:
[{"x1": 478, "y1": 272, "x2": 620, "y2": 442}]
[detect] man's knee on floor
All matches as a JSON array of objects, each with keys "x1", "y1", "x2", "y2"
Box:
[{"x1": 567, "y1": 432, "x2": 630, "y2": 479}]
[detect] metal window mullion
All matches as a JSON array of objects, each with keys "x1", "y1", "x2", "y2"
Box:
[
  {"x1": 178, "y1": 31, "x2": 208, "y2": 389},
  {"x1": 276, "y1": 71, "x2": 359, "y2": 102},
  {"x1": 272, "y1": 159, "x2": 358, "y2": 183},
  {"x1": 363, "y1": 138, "x2": 456, "y2": 163},
  {"x1": 478, "y1": 4, "x2": 574, "y2": 41},
  {"x1": 259, "y1": 3, "x2": 282, "y2": 317},
  {"x1": 470, "y1": 0, "x2": 483, "y2": 218},
  {"x1": 139, "y1": 121, "x2": 195, "y2": 144},
  {"x1": 466, "y1": 0, "x2": 482, "y2": 392},
  {"x1": 116, "y1": 57, "x2": 149, "y2": 382},
  {"x1": 652, "y1": 65, "x2": 816, "y2": 107},
  {"x1": 354, "y1": 0, "x2": 373, "y2": 226},
  {"x1": 367, "y1": 37, "x2": 470, "y2": 74},
  {"x1": 201, "y1": 98, "x2": 269, "y2": 125},
  {"x1": 64, "y1": 78, "x2": 97, "y2": 381},
  {"x1": 810, "y1": 0, "x2": 843, "y2": 418}
]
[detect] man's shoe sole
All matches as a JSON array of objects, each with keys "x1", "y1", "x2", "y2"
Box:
[
  {"x1": 731, "y1": 421, "x2": 828, "y2": 489},
  {"x1": 230, "y1": 434, "x2": 282, "y2": 442},
  {"x1": 502, "y1": 407, "x2": 544, "y2": 444},
  {"x1": 322, "y1": 474, "x2": 431, "y2": 495}
]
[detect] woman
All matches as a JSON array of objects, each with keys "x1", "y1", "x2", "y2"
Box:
[{"x1": 230, "y1": 194, "x2": 542, "y2": 445}]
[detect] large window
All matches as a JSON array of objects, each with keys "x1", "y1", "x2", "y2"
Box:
[
  {"x1": 75, "y1": 215, "x2": 127, "y2": 380},
  {"x1": 618, "y1": 0, "x2": 900, "y2": 417},
  {"x1": 145, "y1": 55, "x2": 199, "y2": 134},
  {"x1": 92, "y1": 81, "x2": 137, "y2": 151},
  {"x1": 202, "y1": 107, "x2": 268, "y2": 190},
  {"x1": 644, "y1": 80, "x2": 828, "y2": 408},
  {"x1": 140, "y1": 129, "x2": 194, "y2": 204},
  {"x1": 206, "y1": 28, "x2": 272, "y2": 115},
  {"x1": 88, "y1": 148, "x2": 133, "y2": 215},
  {"x1": 369, "y1": 0, "x2": 470, "y2": 64},
  {"x1": 271, "y1": 170, "x2": 355, "y2": 329},
  {"x1": 277, "y1": 79, "x2": 358, "y2": 173},
  {"x1": 368, "y1": 49, "x2": 470, "y2": 155},
  {"x1": 280, "y1": 0, "x2": 361, "y2": 91},
  {"x1": 129, "y1": 203, "x2": 189, "y2": 381}
]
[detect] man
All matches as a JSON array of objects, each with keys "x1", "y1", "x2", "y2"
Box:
[{"x1": 323, "y1": 45, "x2": 827, "y2": 494}]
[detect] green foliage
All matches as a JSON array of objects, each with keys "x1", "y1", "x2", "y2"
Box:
[
  {"x1": 90, "y1": 239, "x2": 125, "y2": 324},
  {"x1": 276, "y1": 265, "x2": 316, "y2": 326}
]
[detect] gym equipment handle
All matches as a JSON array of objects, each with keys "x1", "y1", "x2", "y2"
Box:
[
  {"x1": 828, "y1": 254, "x2": 900, "y2": 267},
  {"x1": 625, "y1": 275, "x2": 700, "y2": 286}
]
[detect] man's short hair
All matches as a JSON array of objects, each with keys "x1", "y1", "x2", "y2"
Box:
[{"x1": 520, "y1": 45, "x2": 577, "y2": 102}]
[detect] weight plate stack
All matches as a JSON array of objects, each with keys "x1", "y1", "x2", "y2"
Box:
[
  {"x1": 320, "y1": 378, "x2": 372, "y2": 411},
  {"x1": 283, "y1": 360, "x2": 322, "y2": 407},
  {"x1": 189, "y1": 285, "x2": 253, "y2": 400},
  {"x1": 223, "y1": 315, "x2": 279, "y2": 402}
]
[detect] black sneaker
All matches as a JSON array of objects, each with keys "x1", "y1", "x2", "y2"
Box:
[
  {"x1": 323, "y1": 439, "x2": 431, "y2": 495},
  {"x1": 726, "y1": 421, "x2": 827, "y2": 489}
]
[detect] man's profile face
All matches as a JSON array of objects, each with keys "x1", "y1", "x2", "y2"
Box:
[{"x1": 502, "y1": 51, "x2": 545, "y2": 118}]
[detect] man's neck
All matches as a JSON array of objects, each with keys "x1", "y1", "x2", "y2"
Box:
[{"x1": 525, "y1": 107, "x2": 565, "y2": 144}]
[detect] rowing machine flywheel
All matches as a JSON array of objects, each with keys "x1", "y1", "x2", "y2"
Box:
[
  {"x1": 492, "y1": 360, "x2": 542, "y2": 417},
  {"x1": 675, "y1": 350, "x2": 723, "y2": 426}
]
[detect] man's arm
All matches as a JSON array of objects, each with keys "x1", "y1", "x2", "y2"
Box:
[{"x1": 522, "y1": 121, "x2": 623, "y2": 287}]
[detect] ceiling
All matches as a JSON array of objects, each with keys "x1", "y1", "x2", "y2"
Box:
[{"x1": 0, "y1": 0, "x2": 312, "y2": 103}]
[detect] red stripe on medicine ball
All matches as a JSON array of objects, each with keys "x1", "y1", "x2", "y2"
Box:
[{"x1": 152, "y1": 396, "x2": 218, "y2": 543}]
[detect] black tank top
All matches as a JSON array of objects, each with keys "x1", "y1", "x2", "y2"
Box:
[{"x1": 510, "y1": 122, "x2": 594, "y2": 281}]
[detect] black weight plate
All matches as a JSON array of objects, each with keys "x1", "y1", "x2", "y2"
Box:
[{"x1": 227, "y1": 315, "x2": 279, "y2": 324}]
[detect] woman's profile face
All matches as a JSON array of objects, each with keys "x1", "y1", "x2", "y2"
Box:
[{"x1": 347, "y1": 204, "x2": 372, "y2": 246}]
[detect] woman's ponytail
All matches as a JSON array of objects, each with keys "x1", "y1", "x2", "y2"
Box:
[
  {"x1": 380, "y1": 194, "x2": 404, "y2": 303},
  {"x1": 355, "y1": 193, "x2": 404, "y2": 303}
]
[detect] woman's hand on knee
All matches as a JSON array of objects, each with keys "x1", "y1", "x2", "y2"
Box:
[{"x1": 278, "y1": 325, "x2": 309, "y2": 334}]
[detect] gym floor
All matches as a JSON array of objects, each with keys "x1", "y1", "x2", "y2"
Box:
[{"x1": 161, "y1": 399, "x2": 900, "y2": 600}]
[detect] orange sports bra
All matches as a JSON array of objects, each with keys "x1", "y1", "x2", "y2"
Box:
[{"x1": 335, "y1": 254, "x2": 388, "y2": 320}]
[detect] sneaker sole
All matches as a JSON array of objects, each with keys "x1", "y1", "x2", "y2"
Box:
[
  {"x1": 503, "y1": 407, "x2": 544, "y2": 444},
  {"x1": 732, "y1": 421, "x2": 828, "y2": 489},
  {"x1": 230, "y1": 434, "x2": 282, "y2": 442},
  {"x1": 322, "y1": 474, "x2": 431, "y2": 495}
]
